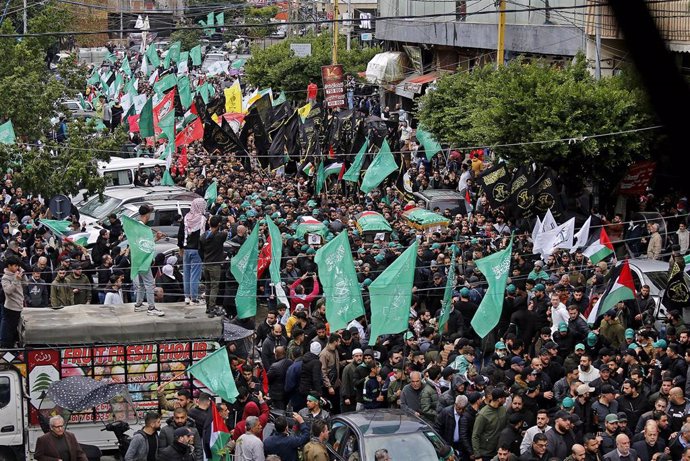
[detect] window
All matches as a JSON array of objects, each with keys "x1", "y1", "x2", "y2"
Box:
[
  {"x1": 0, "y1": 376, "x2": 10, "y2": 409},
  {"x1": 157, "y1": 210, "x2": 183, "y2": 227},
  {"x1": 329, "y1": 422, "x2": 350, "y2": 454},
  {"x1": 102, "y1": 170, "x2": 133, "y2": 187}
]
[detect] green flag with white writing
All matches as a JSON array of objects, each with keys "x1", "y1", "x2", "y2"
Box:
[
  {"x1": 161, "y1": 168, "x2": 175, "y2": 186},
  {"x1": 471, "y1": 235, "x2": 513, "y2": 338},
  {"x1": 190, "y1": 45, "x2": 202, "y2": 66},
  {"x1": 154, "y1": 74, "x2": 177, "y2": 95},
  {"x1": 146, "y1": 45, "x2": 160, "y2": 68},
  {"x1": 343, "y1": 138, "x2": 368, "y2": 183},
  {"x1": 416, "y1": 127, "x2": 442, "y2": 161},
  {"x1": 204, "y1": 181, "x2": 217, "y2": 207},
  {"x1": 178, "y1": 76, "x2": 192, "y2": 110},
  {"x1": 369, "y1": 241, "x2": 418, "y2": 344},
  {"x1": 0, "y1": 120, "x2": 16, "y2": 145},
  {"x1": 122, "y1": 215, "x2": 156, "y2": 279},
  {"x1": 315, "y1": 162, "x2": 325, "y2": 195},
  {"x1": 360, "y1": 139, "x2": 397, "y2": 193},
  {"x1": 41, "y1": 219, "x2": 72, "y2": 236},
  {"x1": 158, "y1": 110, "x2": 175, "y2": 143},
  {"x1": 187, "y1": 347, "x2": 239, "y2": 403},
  {"x1": 265, "y1": 217, "x2": 283, "y2": 286},
  {"x1": 121, "y1": 57, "x2": 132, "y2": 77},
  {"x1": 315, "y1": 231, "x2": 365, "y2": 332},
  {"x1": 164, "y1": 41, "x2": 181, "y2": 69},
  {"x1": 438, "y1": 248, "x2": 456, "y2": 334},
  {"x1": 139, "y1": 97, "x2": 155, "y2": 138},
  {"x1": 231, "y1": 224, "x2": 260, "y2": 319}
]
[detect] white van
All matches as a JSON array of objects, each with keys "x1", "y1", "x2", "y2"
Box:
[{"x1": 97, "y1": 157, "x2": 167, "y2": 187}]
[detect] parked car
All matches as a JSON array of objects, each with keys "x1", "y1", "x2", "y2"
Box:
[
  {"x1": 413, "y1": 189, "x2": 468, "y2": 214},
  {"x1": 201, "y1": 51, "x2": 228, "y2": 73},
  {"x1": 119, "y1": 199, "x2": 193, "y2": 237},
  {"x1": 326, "y1": 410, "x2": 451, "y2": 461},
  {"x1": 58, "y1": 98, "x2": 96, "y2": 119},
  {"x1": 78, "y1": 186, "x2": 200, "y2": 227},
  {"x1": 611, "y1": 258, "x2": 690, "y2": 328}
]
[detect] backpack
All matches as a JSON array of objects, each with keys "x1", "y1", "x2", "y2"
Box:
[{"x1": 284, "y1": 358, "x2": 303, "y2": 393}]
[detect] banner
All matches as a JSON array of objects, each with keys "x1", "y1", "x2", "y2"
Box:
[
  {"x1": 617, "y1": 161, "x2": 656, "y2": 196},
  {"x1": 321, "y1": 64, "x2": 346, "y2": 109}
]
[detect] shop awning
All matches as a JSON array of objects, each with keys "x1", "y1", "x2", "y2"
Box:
[
  {"x1": 365, "y1": 51, "x2": 408, "y2": 84},
  {"x1": 395, "y1": 71, "x2": 439, "y2": 98}
]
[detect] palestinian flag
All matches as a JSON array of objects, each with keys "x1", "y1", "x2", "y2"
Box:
[
  {"x1": 302, "y1": 162, "x2": 315, "y2": 177},
  {"x1": 209, "y1": 402, "x2": 231, "y2": 461},
  {"x1": 325, "y1": 162, "x2": 345, "y2": 180},
  {"x1": 586, "y1": 260, "x2": 636, "y2": 324},
  {"x1": 583, "y1": 228, "x2": 614, "y2": 264}
]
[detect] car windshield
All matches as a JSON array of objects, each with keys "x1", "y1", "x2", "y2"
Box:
[
  {"x1": 364, "y1": 431, "x2": 444, "y2": 461},
  {"x1": 647, "y1": 270, "x2": 690, "y2": 290},
  {"x1": 80, "y1": 196, "x2": 122, "y2": 220}
]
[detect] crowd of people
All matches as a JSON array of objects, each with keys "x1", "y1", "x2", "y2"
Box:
[{"x1": 5, "y1": 41, "x2": 690, "y2": 461}]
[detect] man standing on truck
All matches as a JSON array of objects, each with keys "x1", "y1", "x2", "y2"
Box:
[
  {"x1": 35, "y1": 415, "x2": 88, "y2": 461},
  {"x1": 125, "y1": 411, "x2": 162, "y2": 461},
  {"x1": 0, "y1": 255, "x2": 25, "y2": 348}
]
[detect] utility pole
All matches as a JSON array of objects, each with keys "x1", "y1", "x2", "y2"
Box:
[
  {"x1": 594, "y1": 1, "x2": 602, "y2": 79},
  {"x1": 120, "y1": 0, "x2": 124, "y2": 41},
  {"x1": 496, "y1": 0, "x2": 506, "y2": 66},
  {"x1": 346, "y1": 0, "x2": 351, "y2": 51},
  {"x1": 23, "y1": 0, "x2": 27, "y2": 35},
  {"x1": 332, "y1": 0, "x2": 339, "y2": 64}
]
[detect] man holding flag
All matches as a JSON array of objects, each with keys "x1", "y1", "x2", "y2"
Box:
[{"x1": 122, "y1": 204, "x2": 166, "y2": 317}]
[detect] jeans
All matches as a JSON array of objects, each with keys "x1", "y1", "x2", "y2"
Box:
[
  {"x1": 203, "y1": 264, "x2": 222, "y2": 308},
  {"x1": 183, "y1": 249, "x2": 202, "y2": 301},
  {"x1": 347, "y1": 90, "x2": 354, "y2": 110},
  {"x1": 134, "y1": 270, "x2": 156, "y2": 307},
  {"x1": 0, "y1": 307, "x2": 21, "y2": 348}
]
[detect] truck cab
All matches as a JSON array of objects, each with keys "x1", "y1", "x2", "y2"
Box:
[{"x1": 0, "y1": 303, "x2": 248, "y2": 460}]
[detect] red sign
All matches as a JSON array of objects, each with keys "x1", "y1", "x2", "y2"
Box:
[
  {"x1": 321, "y1": 64, "x2": 346, "y2": 109},
  {"x1": 617, "y1": 161, "x2": 656, "y2": 196}
]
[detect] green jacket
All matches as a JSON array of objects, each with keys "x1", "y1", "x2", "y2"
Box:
[
  {"x1": 419, "y1": 381, "x2": 440, "y2": 423},
  {"x1": 50, "y1": 277, "x2": 74, "y2": 307},
  {"x1": 66, "y1": 273, "x2": 92, "y2": 305},
  {"x1": 387, "y1": 377, "x2": 406, "y2": 408},
  {"x1": 471, "y1": 404, "x2": 507, "y2": 458}
]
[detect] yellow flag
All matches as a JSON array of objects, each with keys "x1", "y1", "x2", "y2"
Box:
[
  {"x1": 211, "y1": 113, "x2": 219, "y2": 124},
  {"x1": 297, "y1": 103, "x2": 312, "y2": 121},
  {"x1": 224, "y1": 81, "x2": 242, "y2": 114}
]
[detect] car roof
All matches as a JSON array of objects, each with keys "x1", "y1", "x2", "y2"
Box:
[
  {"x1": 96, "y1": 186, "x2": 194, "y2": 200},
  {"x1": 622, "y1": 258, "x2": 670, "y2": 273},
  {"x1": 122, "y1": 199, "x2": 195, "y2": 211},
  {"x1": 332, "y1": 409, "x2": 430, "y2": 436},
  {"x1": 415, "y1": 190, "x2": 463, "y2": 199},
  {"x1": 98, "y1": 157, "x2": 166, "y2": 169}
]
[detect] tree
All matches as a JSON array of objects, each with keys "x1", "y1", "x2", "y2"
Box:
[
  {"x1": 416, "y1": 55, "x2": 658, "y2": 191},
  {"x1": 169, "y1": 20, "x2": 203, "y2": 51},
  {"x1": 244, "y1": 32, "x2": 379, "y2": 102},
  {"x1": 244, "y1": 6, "x2": 280, "y2": 39}
]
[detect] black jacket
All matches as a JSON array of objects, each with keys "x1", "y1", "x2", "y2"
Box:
[
  {"x1": 157, "y1": 441, "x2": 194, "y2": 461},
  {"x1": 177, "y1": 225, "x2": 201, "y2": 250},
  {"x1": 434, "y1": 405, "x2": 461, "y2": 447},
  {"x1": 200, "y1": 229, "x2": 228, "y2": 263},
  {"x1": 267, "y1": 358, "x2": 293, "y2": 402},
  {"x1": 298, "y1": 352, "x2": 322, "y2": 396}
]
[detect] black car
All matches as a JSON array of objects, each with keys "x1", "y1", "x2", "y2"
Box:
[{"x1": 326, "y1": 409, "x2": 452, "y2": 461}]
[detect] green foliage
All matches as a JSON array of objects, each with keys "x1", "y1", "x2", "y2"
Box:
[
  {"x1": 24, "y1": 1, "x2": 74, "y2": 53},
  {"x1": 0, "y1": 120, "x2": 124, "y2": 199},
  {"x1": 57, "y1": 53, "x2": 90, "y2": 95},
  {"x1": 417, "y1": 54, "x2": 657, "y2": 189},
  {"x1": 245, "y1": 33, "x2": 380, "y2": 102},
  {"x1": 170, "y1": 21, "x2": 203, "y2": 51},
  {"x1": 244, "y1": 7, "x2": 280, "y2": 39}
]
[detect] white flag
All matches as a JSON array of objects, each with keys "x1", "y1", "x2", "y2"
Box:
[
  {"x1": 571, "y1": 216, "x2": 592, "y2": 253},
  {"x1": 535, "y1": 218, "x2": 576, "y2": 258},
  {"x1": 532, "y1": 216, "x2": 543, "y2": 253}
]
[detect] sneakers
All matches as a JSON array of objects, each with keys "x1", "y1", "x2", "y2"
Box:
[
  {"x1": 191, "y1": 299, "x2": 202, "y2": 305},
  {"x1": 184, "y1": 297, "x2": 191, "y2": 305},
  {"x1": 134, "y1": 303, "x2": 148, "y2": 312},
  {"x1": 147, "y1": 307, "x2": 165, "y2": 317}
]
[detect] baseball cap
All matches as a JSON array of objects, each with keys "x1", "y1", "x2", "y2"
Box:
[
  {"x1": 511, "y1": 356, "x2": 526, "y2": 366},
  {"x1": 534, "y1": 284, "x2": 545, "y2": 292},
  {"x1": 534, "y1": 260, "x2": 544, "y2": 267},
  {"x1": 587, "y1": 332, "x2": 598, "y2": 346},
  {"x1": 508, "y1": 413, "x2": 524, "y2": 425},
  {"x1": 653, "y1": 339, "x2": 668, "y2": 349},
  {"x1": 174, "y1": 427, "x2": 193, "y2": 438},
  {"x1": 459, "y1": 287, "x2": 470, "y2": 297},
  {"x1": 363, "y1": 349, "x2": 375, "y2": 357},
  {"x1": 561, "y1": 397, "x2": 575, "y2": 409},
  {"x1": 506, "y1": 284, "x2": 516, "y2": 294},
  {"x1": 545, "y1": 341, "x2": 558, "y2": 349},
  {"x1": 616, "y1": 412, "x2": 628, "y2": 422},
  {"x1": 558, "y1": 322, "x2": 568, "y2": 332},
  {"x1": 575, "y1": 343, "x2": 585, "y2": 351},
  {"x1": 577, "y1": 383, "x2": 595, "y2": 395},
  {"x1": 495, "y1": 341, "x2": 507, "y2": 350},
  {"x1": 554, "y1": 410, "x2": 571, "y2": 421},
  {"x1": 604, "y1": 309, "x2": 616, "y2": 317},
  {"x1": 600, "y1": 384, "x2": 615, "y2": 394},
  {"x1": 467, "y1": 392, "x2": 482, "y2": 404},
  {"x1": 491, "y1": 388, "x2": 508, "y2": 400},
  {"x1": 625, "y1": 328, "x2": 635, "y2": 339},
  {"x1": 605, "y1": 414, "x2": 619, "y2": 423}
]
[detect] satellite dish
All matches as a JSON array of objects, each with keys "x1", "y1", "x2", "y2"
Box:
[{"x1": 49, "y1": 195, "x2": 72, "y2": 220}]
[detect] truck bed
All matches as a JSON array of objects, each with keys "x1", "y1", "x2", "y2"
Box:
[{"x1": 21, "y1": 303, "x2": 223, "y2": 345}]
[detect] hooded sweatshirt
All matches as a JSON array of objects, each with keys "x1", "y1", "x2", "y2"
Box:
[{"x1": 231, "y1": 400, "x2": 270, "y2": 441}]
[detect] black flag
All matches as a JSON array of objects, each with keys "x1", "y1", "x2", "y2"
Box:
[
  {"x1": 476, "y1": 162, "x2": 511, "y2": 208},
  {"x1": 507, "y1": 166, "x2": 536, "y2": 219},
  {"x1": 240, "y1": 107, "x2": 271, "y2": 169},
  {"x1": 662, "y1": 261, "x2": 690, "y2": 310},
  {"x1": 203, "y1": 120, "x2": 246, "y2": 159},
  {"x1": 530, "y1": 168, "x2": 563, "y2": 218},
  {"x1": 220, "y1": 118, "x2": 251, "y2": 172}
]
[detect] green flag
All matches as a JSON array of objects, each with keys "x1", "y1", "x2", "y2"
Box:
[
  {"x1": 178, "y1": 76, "x2": 192, "y2": 110},
  {"x1": 343, "y1": 138, "x2": 368, "y2": 183},
  {"x1": 159, "y1": 110, "x2": 175, "y2": 142},
  {"x1": 368, "y1": 241, "x2": 418, "y2": 345},
  {"x1": 187, "y1": 347, "x2": 239, "y2": 403},
  {"x1": 230, "y1": 224, "x2": 260, "y2": 319},
  {"x1": 87, "y1": 70, "x2": 100, "y2": 86},
  {"x1": 207, "y1": 12, "x2": 215, "y2": 27},
  {"x1": 190, "y1": 45, "x2": 202, "y2": 66},
  {"x1": 198, "y1": 83, "x2": 210, "y2": 105},
  {"x1": 121, "y1": 215, "x2": 156, "y2": 279},
  {"x1": 154, "y1": 73, "x2": 177, "y2": 95},
  {"x1": 40, "y1": 219, "x2": 72, "y2": 236},
  {"x1": 360, "y1": 140, "x2": 397, "y2": 193},
  {"x1": 161, "y1": 168, "x2": 175, "y2": 186},
  {"x1": 470, "y1": 235, "x2": 514, "y2": 338},
  {"x1": 231, "y1": 59, "x2": 246, "y2": 70},
  {"x1": 272, "y1": 91, "x2": 286, "y2": 107},
  {"x1": 0, "y1": 120, "x2": 16, "y2": 145},
  {"x1": 265, "y1": 217, "x2": 283, "y2": 286},
  {"x1": 105, "y1": 52, "x2": 117, "y2": 64},
  {"x1": 121, "y1": 57, "x2": 132, "y2": 77},
  {"x1": 438, "y1": 248, "x2": 456, "y2": 334},
  {"x1": 416, "y1": 127, "x2": 442, "y2": 161},
  {"x1": 216, "y1": 12, "x2": 224, "y2": 26},
  {"x1": 164, "y1": 41, "x2": 181, "y2": 69},
  {"x1": 139, "y1": 97, "x2": 155, "y2": 138},
  {"x1": 204, "y1": 181, "x2": 218, "y2": 206},
  {"x1": 145, "y1": 45, "x2": 160, "y2": 68},
  {"x1": 315, "y1": 162, "x2": 325, "y2": 195},
  {"x1": 315, "y1": 231, "x2": 365, "y2": 332}
]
